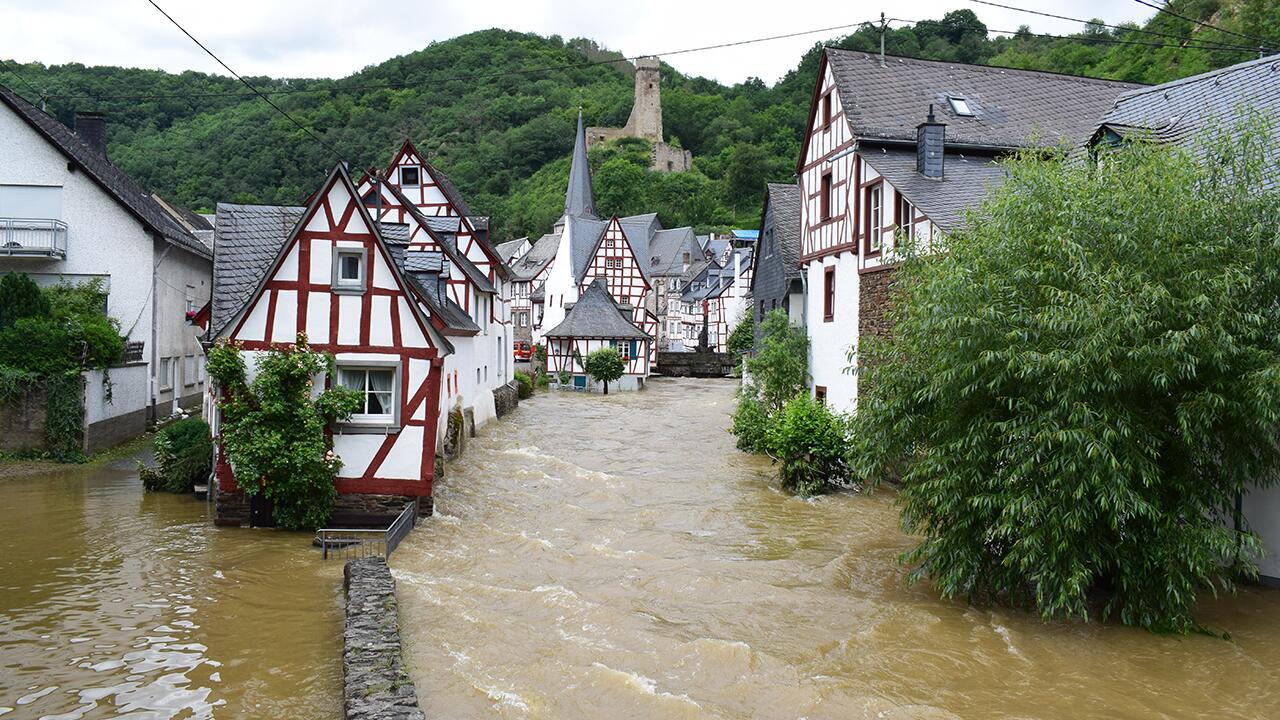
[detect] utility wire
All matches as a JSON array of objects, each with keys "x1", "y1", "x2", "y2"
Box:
[
  {"x1": 889, "y1": 16, "x2": 1266, "y2": 53},
  {"x1": 961, "y1": 0, "x2": 1274, "y2": 53},
  {"x1": 1131, "y1": 0, "x2": 1279, "y2": 50},
  {"x1": 142, "y1": 0, "x2": 343, "y2": 159}
]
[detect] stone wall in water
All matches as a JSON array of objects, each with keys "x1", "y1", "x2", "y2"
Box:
[
  {"x1": 343, "y1": 557, "x2": 425, "y2": 720},
  {"x1": 654, "y1": 351, "x2": 734, "y2": 378}
]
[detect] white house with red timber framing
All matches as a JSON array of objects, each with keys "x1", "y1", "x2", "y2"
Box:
[
  {"x1": 544, "y1": 278, "x2": 651, "y2": 391},
  {"x1": 356, "y1": 140, "x2": 513, "y2": 433},
  {"x1": 207, "y1": 164, "x2": 453, "y2": 525},
  {"x1": 797, "y1": 49, "x2": 1138, "y2": 412}
]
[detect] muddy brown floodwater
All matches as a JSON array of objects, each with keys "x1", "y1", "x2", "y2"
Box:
[
  {"x1": 394, "y1": 377, "x2": 1280, "y2": 720},
  {"x1": 0, "y1": 453, "x2": 343, "y2": 719}
]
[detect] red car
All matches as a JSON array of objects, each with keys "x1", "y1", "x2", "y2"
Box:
[{"x1": 513, "y1": 341, "x2": 533, "y2": 361}]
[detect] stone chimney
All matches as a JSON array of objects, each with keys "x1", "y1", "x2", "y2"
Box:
[
  {"x1": 916, "y1": 105, "x2": 945, "y2": 180},
  {"x1": 74, "y1": 112, "x2": 107, "y2": 156}
]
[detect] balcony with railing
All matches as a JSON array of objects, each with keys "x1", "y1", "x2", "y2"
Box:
[{"x1": 0, "y1": 218, "x2": 68, "y2": 259}]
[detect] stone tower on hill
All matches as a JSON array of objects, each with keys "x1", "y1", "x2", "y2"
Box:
[{"x1": 587, "y1": 56, "x2": 693, "y2": 173}]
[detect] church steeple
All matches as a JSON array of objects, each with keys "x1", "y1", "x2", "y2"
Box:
[{"x1": 564, "y1": 109, "x2": 596, "y2": 219}]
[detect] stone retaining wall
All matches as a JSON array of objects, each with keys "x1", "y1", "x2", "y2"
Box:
[
  {"x1": 493, "y1": 380, "x2": 519, "y2": 418},
  {"x1": 654, "y1": 351, "x2": 734, "y2": 377},
  {"x1": 343, "y1": 557, "x2": 424, "y2": 720}
]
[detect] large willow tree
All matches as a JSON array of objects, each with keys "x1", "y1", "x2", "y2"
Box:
[{"x1": 850, "y1": 119, "x2": 1280, "y2": 633}]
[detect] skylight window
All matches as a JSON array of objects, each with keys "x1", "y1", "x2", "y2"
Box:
[{"x1": 947, "y1": 96, "x2": 974, "y2": 117}]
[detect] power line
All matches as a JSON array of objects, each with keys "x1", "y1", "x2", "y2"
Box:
[
  {"x1": 34, "y1": 17, "x2": 883, "y2": 102},
  {"x1": 887, "y1": 16, "x2": 1264, "y2": 54},
  {"x1": 960, "y1": 0, "x2": 1274, "y2": 53},
  {"x1": 142, "y1": 0, "x2": 343, "y2": 159},
  {"x1": 1131, "y1": 0, "x2": 1278, "y2": 50}
]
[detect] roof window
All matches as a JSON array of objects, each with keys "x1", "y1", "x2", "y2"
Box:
[{"x1": 947, "y1": 96, "x2": 974, "y2": 117}]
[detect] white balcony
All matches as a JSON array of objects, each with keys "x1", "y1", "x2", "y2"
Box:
[{"x1": 0, "y1": 218, "x2": 68, "y2": 259}]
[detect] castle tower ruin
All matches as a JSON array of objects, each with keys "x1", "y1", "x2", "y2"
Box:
[{"x1": 587, "y1": 56, "x2": 693, "y2": 173}]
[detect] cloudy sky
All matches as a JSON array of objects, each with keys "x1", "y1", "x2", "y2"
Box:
[{"x1": 2, "y1": 0, "x2": 1154, "y2": 85}]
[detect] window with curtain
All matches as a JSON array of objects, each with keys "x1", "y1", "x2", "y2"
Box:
[{"x1": 338, "y1": 366, "x2": 397, "y2": 425}]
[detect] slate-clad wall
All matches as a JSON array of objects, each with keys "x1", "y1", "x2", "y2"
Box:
[{"x1": 343, "y1": 558, "x2": 425, "y2": 720}]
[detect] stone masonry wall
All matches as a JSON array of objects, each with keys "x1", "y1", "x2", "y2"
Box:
[
  {"x1": 0, "y1": 383, "x2": 48, "y2": 453},
  {"x1": 343, "y1": 558, "x2": 425, "y2": 720},
  {"x1": 858, "y1": 267, "x2": 899, "y2": 343},
  {"x1": 493, "y1": 380, "x2": 519, "y2": 418}
]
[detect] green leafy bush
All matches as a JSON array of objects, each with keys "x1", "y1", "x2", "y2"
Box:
[
  {"x1": 0, "y1": 272, "x2": 50, "y2": 329},
  {"x1": 849, "y1": 120, "x2": 1280, "y2": 632},
  {"x1": 514, "y1": 370, "x2": 534, "y2": 399},
  {"x1": 730, "y1": 390, "x2": 772, "y2": 453},
  {"x1": 0, "y1": 318, "x2": 77, "y2": 374},
  {"x1": 768, "y1": 394, "x2": 849, "y2": 497},
  {"x1": 742, "y1": 310, "x2": 808, "y2": 414},
  {"x1": 143, "y1": 418, "x2": 213, "y2": 493},
  {"x1": 535, "y1": 372, "x2": 550, "y2": 388},
  {"x1": 208, "y1": 337, "x2": 363, "y2": 530},
  {"x1": 725, "y1": 313, "x2": 754, "y2": 376}
]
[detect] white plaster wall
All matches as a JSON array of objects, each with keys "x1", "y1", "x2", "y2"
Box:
[
  {"x1": 0, "y1": 106, "x2": 156, "y2": 358},
  {"x1": 1244, "y1": 486, "x2": 1280, "y2": 582},
  {"x1": 805, "y1": 251, "x2": 859, "y2": 413},
  {"x1": 154, "y1": 246, "x2": 212, "y2": 413},
  {"x1": 83, "y1": 364, "x2": 148, "y2": 424},
  {"x1": 533, "y1": 220, "x2": 579, "y2": 346}
]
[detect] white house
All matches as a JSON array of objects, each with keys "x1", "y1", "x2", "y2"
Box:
[
  {"x1": 0, "y1": 84, "x2": 213, "y2": 436},
  {"x1": 795, "y1": 50, "x2": 1137, "y2": 411}
]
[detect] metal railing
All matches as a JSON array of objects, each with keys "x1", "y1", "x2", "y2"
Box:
[
  {"x1": 317, "y1": 501, "x2": 418, "y2": 560},
  {"x1": 0, "y1": 218, "x2": 68, "y2": 258}
]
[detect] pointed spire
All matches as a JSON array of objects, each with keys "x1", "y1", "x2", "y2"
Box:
[{"x1": 564, "y1": 108, "x2": 596, "y2": 220}]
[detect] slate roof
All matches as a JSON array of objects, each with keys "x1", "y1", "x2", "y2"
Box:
[
  {"x1": 379, "y1": 180, "x2": 496, "y2": 294},
  {"x1": 567, "y1": 214, "x2": 610, "y2": 281},
  {"x1": 1093, "y1": 53, "x2": 1280, "y2": 189},
  {"x1": 824, "y1": 49, "x2": 1140, "y2": 149},
  {"x1": 211, "y1": 203, "x2": 304, "y2": 337},
  {"x1": 495, "y1": 238, "x2": 528, "y2": 264},
  {"x1": 386, "y1": 245, "x2": 478, "y2": 334},
  {"x1": 565, "y1": 111, "x2": 597, "y2": 219},
  {"x1": 764, "y1": 182, "x2": 802, "y2": 280},
  {"x1": 510, "y1": 233, "x2": 559, "y2": 281},
  {"x1": 647, "y1": 227, "x2": 700, "y2": 276},
  {"x1": 426, "y1": 164, "x2": 474, "y2": 218},
  {"x1": 0, "y1": 83, "x2": 211, "y2": 259},
  {"x1": 859, "y1": 148, "x2": 1007, "y2": 231},
  {"x1": 544, "y1": 278, "x2": 647, "y2": 339}
]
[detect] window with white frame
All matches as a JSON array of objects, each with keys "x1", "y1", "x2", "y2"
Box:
[
  {"x1": 184, "y1": 355, "x2": 197, "y2": 386},
  {"x1": 337, "y1": 365, "x2": 397, "y2": 426},
  {"x1": 158, "y1": 357, "x2": 174, "y2": 391},
  {"x1": 333, "y1": 247, "x2": 366, "y2": 292},
  {"x1": 867, "y1": 184, "x2": 883, "y2": 254},
  {"x1": 400, "y1": 166, "x2": 421, "y2": 187}
]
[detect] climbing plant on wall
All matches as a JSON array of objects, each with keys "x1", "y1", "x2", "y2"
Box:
[{"x1": 206, "y1": 336, "x2": 363, "y2": 530}]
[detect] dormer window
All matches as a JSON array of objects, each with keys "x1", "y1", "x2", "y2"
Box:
[
  {"x1": 400, "y1": 167, "x2": 421, "y2": 187},
  {"x1": 333, "y1": 248, "x2": 366, "y2": 293},
  {"x1": 947, "y1": 96, "x2": 974, "y2": 117}
]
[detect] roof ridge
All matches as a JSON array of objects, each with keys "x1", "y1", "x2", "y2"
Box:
[
  {"x1": 824, "y1": 47, "x2": 1143, "y2": 89},
  {"x1": 1110, "y1": 53, "x2": 1280, "y2": 104}
]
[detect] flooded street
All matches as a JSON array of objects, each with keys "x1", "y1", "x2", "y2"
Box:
[
  {"x1": 0, "y1": 454, "x2": 342, "y2": 719},
  {"x1": 395, "y1": 378, "x2": 1280, "y2": 719}
]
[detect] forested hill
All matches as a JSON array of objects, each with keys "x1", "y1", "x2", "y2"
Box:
[{"x1": 2, "y1": 2, "x2": 1276, "y2": 239}]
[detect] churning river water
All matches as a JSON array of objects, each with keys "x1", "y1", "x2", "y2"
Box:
[{"x1": 3, "y1": 377, "x2": 1280, "y2": 719}]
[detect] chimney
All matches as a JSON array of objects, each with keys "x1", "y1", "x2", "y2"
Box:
[
  {"x1": 916, "y1": 105, "x2": 945, "y2": 180},
  {"x1": 74, "y1": 112, "x2": 107, "y2": 156}
]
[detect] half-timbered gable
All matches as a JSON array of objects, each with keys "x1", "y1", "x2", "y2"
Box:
[
  {"x1": 578, "y1": 216, "x2": 659, "y2": 363},
  {"x1": 210, "y1": 164, "x2": 449, "y2": 525},
  {"x1": 795, "y1": 48, "x2": 1139, "y2": 412},
  {"x1": 544, "y1": 279, "x2": 650, "y2": 391}
]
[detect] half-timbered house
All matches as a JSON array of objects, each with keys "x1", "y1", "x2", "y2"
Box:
[
  {"x1": 207, "y1": 164, "x2": 451, "y2": 526},
  {"x1": 544, "y1": 278, "x2": 650, "y2": 391},
  {"x1": 797, "y1": 49, "x2": 1138, "y2": 411},
  {"x1": 356, "y1": 141, "x2": 513, "y2": 431}
]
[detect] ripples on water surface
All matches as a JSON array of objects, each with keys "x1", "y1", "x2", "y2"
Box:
[
  {"x1": 0, "y1": 455, "x2": 342, "y2": 719},
  {"x1": 394, "y1": 378, "x2": 1280, "y2": 719}
]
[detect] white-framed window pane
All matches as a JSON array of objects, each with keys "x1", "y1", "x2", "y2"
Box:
[
  {"x1": 340, "y1": 254, "x2": 361, "y2": 281},
  {"x1": 400, "y1": 167, "x2": 421, "y2": 187}
]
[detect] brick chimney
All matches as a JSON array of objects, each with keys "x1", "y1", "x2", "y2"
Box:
[
  {"x1": 916, "y1": 105, "x2": 945, "y2": 180},
  {"x1": 74, "y1": 112, "x2": 107, "y2": 156}
]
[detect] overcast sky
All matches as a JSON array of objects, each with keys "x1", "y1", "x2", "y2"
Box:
[{"x1": 1, "y1": 0, "x2": 1154, "y2": 85}]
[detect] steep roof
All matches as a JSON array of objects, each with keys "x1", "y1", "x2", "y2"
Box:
[
  {"x1": 545, "y1": 278, "x2": 647, "y2": 339},
  {"x1": 859, "y1": 148, "x2": 1007, "y2": 231},
  {"x1": 379, "y1": 180, "x2": 496, "y2": 294},
  {"x1": 762, "y1": 182, "x2": 802, "y2": 280},
  {"x1": 647, "y1": 227, "x2": 700, "y2": 276},
  {"x1": 211, "y1": 203, "x2": 305, "y2": 337},
  {"x1": 1093, "y1": 53, "x2": 1280, "y2": 189},
  {"x1": 565, "y1": 110, "x2": 597, "y2": 219},
  {"x1": 510, "y1": 232, "x2": 559, "y2": 281},
  {"x1": 823, "y1": 49, "x2": 1140, "y2": 150},
  {"x1": 567, "y1": 214, "x2": 609, "y2": 281},
  {"x1": 386, "y1": 245, "x2": 479, "y2": 335},
  {"x1": 0, "y1": 84, "x2": 210, "y2": 259},
  {"x1": 496, "y1": 237, "x2": 528, "y2": 264}
]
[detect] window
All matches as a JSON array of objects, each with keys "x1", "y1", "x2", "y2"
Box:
[
  {"x1": 476, "y1": 367, "x2": 481, "y2": 385},
  {"x1": 333, "y1": 248, "x2": 366, "y2": 292},
  {"x1": 947, "y1": 96, "x2": 974, "y2": 117},
  {"x1": 822, "y1": 93, "x2": 832, "y2": 127},
  {"x1": 338, "y1": 366, "x2": 397, "y2": 427},
  {"x1": 820, "y1": 172, "x2": 833, "y2": 221},
  {"x1": 517, "y1": 311, "x2": 528, "y2": 328},
  {"x1": 606, "y1": 238, "x2": 615, "y2": 248},
  {"x1": 896, "y1": 194, "x2": 914, "y2": 241},
  {"x1": 400, "y1": 167, "x2": 421, "y2": 187},
  {"x1": 866, "y1": 184, "x2": 883, "y2": 254},
  {"x1": 823, "y1": 266, "x2": 835, "y2": 323},
  {"x1": 158, "y1": 357, "x2": 174, "y2": 391},
  {"x1": 0, "y1": 184, "x2": 63, "y2": 220},
  {"x1": 184, "y1": 355, "x2": 197, "y2": 387},
  {"x1": 185, "y1": 285, "x2": 196, "y2": 313},
  {"x1": 815, "y1": 386, "x2": 827, "y2": 404}
]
